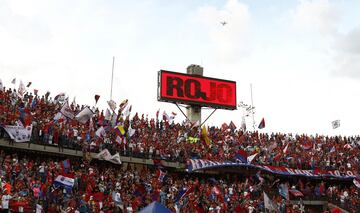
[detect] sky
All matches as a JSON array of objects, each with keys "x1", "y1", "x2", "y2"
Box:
[{"x1": 1, "y1": 0, "x2": 360, "y2": 136}]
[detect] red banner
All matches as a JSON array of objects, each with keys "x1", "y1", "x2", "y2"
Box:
[{"x1": 158, "y1": 70, "x2": 236, "y2": 110}]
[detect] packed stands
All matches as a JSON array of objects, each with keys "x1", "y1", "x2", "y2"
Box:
[{"x1": 0, "y1": 83, "x2": 359, "y2": 212}]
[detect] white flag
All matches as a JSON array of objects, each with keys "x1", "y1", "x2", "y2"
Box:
[
  {"x1": 95, "y1": 126, "x2": 106, "y2": 138},
  {"x1": 104, "y1": 109, "x2": 111, "y2": 121},
  {"x1": 60, "y1": 101, "x2": 75, "y2": 119},
  {"x1": 263, "y1": 192, "x2": 279, "y2": 212},
  {"x1": 0, "y1": 79, "x2": 3, "y2": 91},
  {"x1": 75, "y1": 107, "x2": 94, "y2": 124},
  {"x1": 4, "y1": 124, "x2": 33, "y2": 143},
  {"x1": 95, "y1": 149, "x2": 121, "y2": 164},
  {"x1": 247, "y1": 153, "x2": 258, "y2": 164},
  {"x1": 107, "y1": 100, "x2": 117, "y2": 111},
  {"x1": 18, "y1": 80, "x2": 26, "y2": 97},
  {"x1": 96, "y1": 149, "x2": 112, "y2": 160},
  {"x1": 332, "y1": 120, "x2": 340, "y2": 129},
  {"x1": 108, "y1": 153, "x2": 121, "y2": 164},
  {"x1": 128, "y1": 124, "x2": 135, "y2": 137}
]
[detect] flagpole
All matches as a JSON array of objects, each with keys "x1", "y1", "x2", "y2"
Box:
[
  {"x1": 250, "y1": 83, "x2": 255, "y2": 130},
  {"x1": 110, "y1": 56, "x2": 115, "y2": 100}
]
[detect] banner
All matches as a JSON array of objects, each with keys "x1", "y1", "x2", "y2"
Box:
[
  {"x1": 3, "y1": 125, "x2": 33, "y2": 143},
  {"x1": 75, "y1": 107, "x2": 94, "y2": 124},
  {"x1": 95, "y1": 149, "x2": 122, "y2": 164},
  {"x1": 60, "y1": 101, "x2": 74, "y2": 119},
  {"x1": 187, "y1": 159, "x2": 357, "y2": 180}
]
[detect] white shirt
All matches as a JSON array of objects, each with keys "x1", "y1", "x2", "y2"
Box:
[{"x1": 2, "y1": 194, "x2": 12, "y2": 209}]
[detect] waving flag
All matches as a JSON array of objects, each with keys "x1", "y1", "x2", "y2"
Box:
[
  {"x1": 241, "y1": 116, "x2": 246, "y2": 131},
  {"x1": 114, "y1": 125, "x2": 125, "y2": 136},
  {"x1": 302, "y1": 140, "x2": 312, "y2": 150},
  {"x1": 18, "y1": 80, "x2": 26, "y2": 97},
  {"x1": 26, "y1": 82, "x2": 32, "y2": 87},
  {"x1": 258, "y1": 118, "x2": 265, "y2": 129},
  {"x1": 0, "y1": 79, "x2": 3, "y2": 91},
  {"x1": 229, "y1": 121, "x2": 237, "y2": 130},
  {"x1": 75, "y1": 107, "x2": 94, "y2": 124},
  {"x1": 201, "y1": 125, "x2": 211, "y2": 146},
  {"x1": 289, "y1": 189, "x2": 304, "y2": 197},
  {"x1": 107, "y1": 100, "x2": 117, "y2": 111},
  {"x1": 33, "y1": 89, "x2": 38, "y2": 96},
  {"x1": 4, "y1": 124, "x2": 33, "y2": 143},
  {"x1": 332, "y1": 120, "x2": 340, "y2": 129},
  {"x1": 175, "y1": 186, "x2": 195, "y2": 203},
  {"x1": 11, "y1": 78, "x2": 16, "y2": 84},
  {"x1": 54, "y1": 174, "x2": 74, "y2": 189},
  {"x1": 263, "y1": 192, "x2": 279, "y2": 212},
  {"x1": 247, "y1": 153, "x2": 258, "y2": 164},
  {"x1": 278, "y1": 183, "x2": 289, "y2": 200},
  {"x1": 60, "y1": 101, "x2": 75, "y2": 119},
  {"x1": 94, "y1": 95, "x2": 100, "y2": 104},
  {"x1": 157, "y1": 169, "x2": 167, "y2": 183}
]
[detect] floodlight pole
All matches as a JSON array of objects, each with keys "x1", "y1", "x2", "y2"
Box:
[{"x1": 110, "y1": 56, "x2": 115, "y2": 100}]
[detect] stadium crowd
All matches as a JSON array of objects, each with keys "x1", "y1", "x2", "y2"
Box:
[
  {"x1": 0, "y1": 149, "x2": 358, "y2": 212},
  {"x1": 0, "y1": 84, "x2": 359, "y2": 211},
  {"x1": 0, "y1": 86, "x2": 359, "y2": 174}
]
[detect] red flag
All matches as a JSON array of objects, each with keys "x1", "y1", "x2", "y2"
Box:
[
  {"x1": 26, "y1": 82, "x2": 32, "y2": 87},
  {"x1": 258, "y1": 118, "x2": 265, "y2": 129},
  {"x1": 156, "y1": 109, "x2": 160, "y2": 119},
  {"x1": 94, "y1": 95, "x2": 100, "y2": 104}
]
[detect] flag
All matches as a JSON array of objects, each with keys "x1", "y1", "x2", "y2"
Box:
[
  {"x1": 95, "y1": 126, "x2": 106, "y2": 138},
  {"x1": 11, "y1": 78, "x2": 16, "y2": 84},
  {"x1": 263, "y1": 192, "x2": 279, "y2": 212},
  {"x1": 114, "y1": 125, "x2": 125, "y2": 136},
  {"x1": 353, "y1": 179, "x2": 360, "y2": 188},
  {"x1": 54, "y1": 175, "x2": 74, "y2": 189},
  {"x1": 278, "y1": 183, "x2": 289, "y2": 200},
  {"x1": 95, "y1": 149, "x2": 121, "y2": 164},
  {"x1": 3, "y1": 124, "x2": 33, "y2": 143},
  {"x1": 45, "y1": 91, "x2": 50, "y2": 99},
  {"x1": 157, "y1": 169, "x2": 167, "y2": 183},
  {"x1": 175, "y1": 186, "x2": 195, "y2": 203},
  {"x1": 54, "y1": 93, "x2": 66, "y2": 102},
  {"x1": 229, "y1": 121, "x2": 236, "y2": 130},
  {"x1": 247, "y1": 153, "x2": 258, "y2": 164},
  {"x1": 332, "y1": 120, "x2": 340, "y2": 129},
  {"x1": 343, "y1": 144, "x2": 352, "y2": 149},
  {"x1": 0, "y1": 79, "x2": 3, "y2": 91},
  {"x1": 241, "y1": 116, "x2": 246, "y2": 131},
  {"x1": 258, "y1": 118, "x2": 265, "y2": 129},
  {"x1": 235, "y1": 149, "x2": 248, "y2": 163},
  {"x1": 108, "y1": 153, "x2": 121, "y2": 164},
  {"x1": 156, "y1": 109, "x2": 160, "y2": 119},
  {"x1": 94, "y1": 95, "x2": 100, "y2": 104},
  {"x1": 163, "y1": 111, "x2": 170, "y2": 121},
  {"x1": 302, "y1": 140, "x2": 312, "y2": 150},
  {"x1": 60, "y1": 101, "x2": 75, "y2": 119},
  {"x1": 119, "y1": 99, "x2": 128, "y2": 111},
  {"x1": 221, "y1": 123, "x2": 229, "y2": 130},
  {"x1": 18, "y1": 80, "x2": 25, "y2": 97},
  {"x1": 201, "y1": 125, "x2": 211, "y2": 146},
  {"x1": 123, "y1": 105, "x2": 132, "y2": 118},
  {"x1": 104, "y1": 109, "x2": 111, "y2": 121},
  {"x1": 289, "y1": 189, "x2": 304, "y2": 197},
  {"x1": 26, "y1": 82, "x2": 32, "y2": 87},
  {"x1": 75, "y1": 107, "x2": 94, "y2": 124},
  {"x1": 107, "y1": 100, "x2": 116, "y2": 111},
  {"x1": 128, "y1": 124, "x2": 135, "y2": 137},
  {"x1": 283, "y1": 143, "x2": 289, "y2": 154},
  {"x1": 33, "y1": 89, "x2": 38, "y2": 96}
]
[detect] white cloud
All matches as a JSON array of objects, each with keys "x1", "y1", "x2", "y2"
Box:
[
  {"x1": 196, "y1": 0, "x2": 251, "y2": 62},
  {"x1": 292, "y1": 0, "x2": 340, "y2": 34},
  {"x1": 333, "y1": 27, "x2": 360, "y2": 78}
]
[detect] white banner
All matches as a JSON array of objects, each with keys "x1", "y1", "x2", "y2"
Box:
[
  {"x1": 75, "y1": 107, "x2": 94, "y2": 124},
  {"x1": 60, "y1": 101, "x2": 74, "y2": 119},
  {"x1": 95, "y1": 149, "x2": 122, "y2": 164},
  {"x1": 4, "y1": 124, "x2": 33, "y2": 143}
]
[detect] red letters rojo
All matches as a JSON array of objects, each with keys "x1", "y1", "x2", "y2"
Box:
[{"x1": 158, "y1": 70, "x2": 236, "y2": 110}]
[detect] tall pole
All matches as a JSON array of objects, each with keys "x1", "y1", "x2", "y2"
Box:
[
  {"x1": 110, "y1": 56, "x2": 115, "y2": 100},
  {"x1": 250, "y1": 83, "x2": 255, "y2": 130}
]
